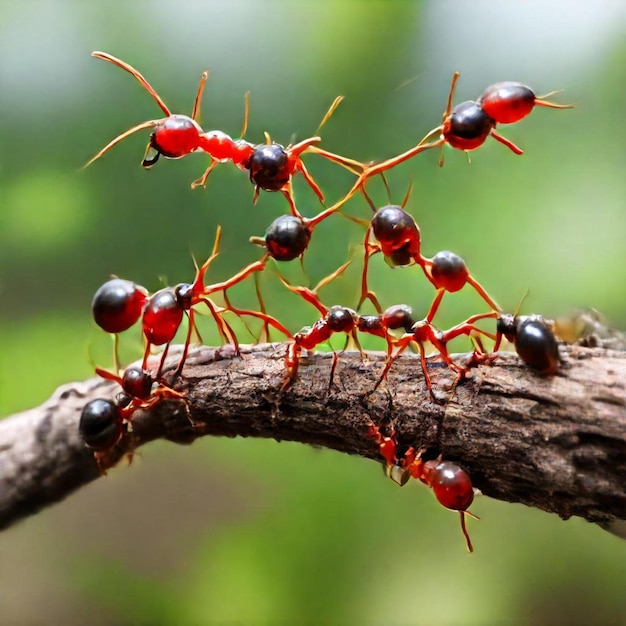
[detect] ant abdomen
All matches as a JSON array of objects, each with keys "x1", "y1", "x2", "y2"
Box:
[
  {"x1": 79, "y1": 398, "x2": 124, "y2": 452},
  {"x1": 430, "y1": 250, "x2": 470, "y2": 293},
  {"x1": 92, "y1": 278, "x2": 149, "y2": 334},
  {"x1": 371, "y1": 205, "x2": 421, "y2": 261},
  {"x1": 423, "y1": 459, "x2": 474, "y2": 512},
  {"x1": 497, "y1": 314, "x2": 560, "y2": 374},
  {"x1": 121, "y1": 366, "x2": 154, "y2": 401},
  {"x1": 381, "y1": 304, "x2": 415, "y2": 333}
]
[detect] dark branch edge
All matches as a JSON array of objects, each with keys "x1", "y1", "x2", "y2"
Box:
[{"x1": 1, "y1": 343, "x2": 625, "y2": 534}]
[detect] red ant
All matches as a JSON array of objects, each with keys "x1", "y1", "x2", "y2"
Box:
[
  {"x1": 278, "y1": 264, "x2": 415, "y2": 390},
  {"x1": 79, "y1": 398, "x2": 128, "y2": 454},
  {"x1": 94, "y1": 364, "x2": 186, "y2": 410},
  {"x1": 321, "y1": 71, "x2": 573, "y2": 210},
  {"x1": 478, "y1": 81, "x2": 573, "y2": 125},
  {"x1": 84, "y1": 52, "x2": 364, "y2": 219},
  {"x1": 376, "y1": 310, "x2": 499, "y2": 402},
  {"x1": 83, "y1": 51, "x2": 222, "y2": 169},
  {"x1": 368, "y1": 423, "x2": 477, "y2": 552},
  {"x1": 91, "y1": 277, "x2": 150, "y2": 372},
  {"x1": 248, "y1": 197, "x2": 352, "y2": 264},
  {"x1": 140, "y1": 226, "x2": 288, "y2": 379},
  {"x1": 495, "y1": 313, "x2": 560, "y2": 375},
  {"x1": 243, "y1": 97, "x2": 368, "y2": 219},
  {"x1": 352, "y1": 189, "x2": 500, "y2": 319}
]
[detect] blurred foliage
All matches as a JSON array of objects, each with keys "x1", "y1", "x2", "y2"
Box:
[{"x1": 1, "y1": 1, "x2": 625, "y2": 624}]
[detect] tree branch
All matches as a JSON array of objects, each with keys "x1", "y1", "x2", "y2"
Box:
[{"x1": 1, "y1": 343, "x2": 625, "y2": 532}]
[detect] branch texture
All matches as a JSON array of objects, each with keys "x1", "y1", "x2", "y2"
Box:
[{"x1": 1, "y1": 343, "x2": 625, "y2": 531}]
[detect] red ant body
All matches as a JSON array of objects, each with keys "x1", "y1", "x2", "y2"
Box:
[
  {"x1": 92, "y1": 277, "x2": 150, "y2": 371},
  {"x1": 495, "y1": 313, "x2": 560, "y2": 375},
  {"x1": 84, "y1": 52, "x2": 363, "y2": 218},
  {"x1": 79, "y1": 398, "x2": 127, "y2": 453},
  {"x1": 478, "y1": 81, "x2": 573, "y2": 125},
  {"x1": 356, "y1": 202, "x2": 500, "y2": 319},
  {"x1": 324, "y1": 72, "x2": 573, "y2": 207},
  {"x1": 408, "y1": 454, "x2": 477, "y2": 552},
  {"x1": 377, "y1": 311, "x2": 498, "y2": 401},
  {"x1": 368, "y1": 423, "x2": 477, "y2": 552},
  {"x1": 95, "y1": 364, "x2": 186, "y2": 415},
  {"x1": 139, "y1": 226, "x2": 287, "y2": 378},
  {"x1": 84, "y1": 51, "x2": 212, "y2": 169},
  {"x1": 279, "y1": 264, "x2": 415, "y2": 389}
]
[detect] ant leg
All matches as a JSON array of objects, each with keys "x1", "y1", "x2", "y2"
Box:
[
  {"x1": 155, "y1": 342, "x2": 171, "y2": 380},
  {"x1": 280, "y1": 183, "x2": 305, "y2": 220},
  {"x1": 358, "y1": 236, "x2": 383, "y2": 313},
  {"x1": 282, "y1": 342, "x2": 301, "y2": 391},
  {"x1": 279, "y1": 261, "x2": 350, "y2": 316},
  {"x1": 191, "y1": 160, "x2": 218, "y2": 189},
  {"x1": 296, "y1": 160, "x2": 326, "y2": 206},
  {"x1": 374, "y1": 336, "x2": 413, "y2": 390},
  {"x1": 425, "y1": 288, "x2": 446, "y2": 323},
  {"x1": 466, "y1": 275, "x2": 501, "y2": 312},
  {"x1": 240, "y1": 91, "x2": 250, "y2": 139},
  {"x1": 489, "y1": 129, "x2": 524, "y2": 155}
]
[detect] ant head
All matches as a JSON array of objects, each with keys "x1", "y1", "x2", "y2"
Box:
[
  {"x1": 264, "y1": 214, "x2": 311, "y2": 261},
  {"x1": 79, "y1": 398, "x2": 123, "y2": 451},
  {"x1": 496, "y1": 313, "x2": 517, "y2": 341},
  {"x1": 174, "y1": 283, "x2": 194, "y2": 310},
  {"x1": 92, "y1": 278, "x2": 149, "y2": 334},
  {"x1": 122, "y1": 366, "x2": 154, "y2": 401},
  {"x1": 150, "y1": 114, "x2": 203, "y2": 159},
  {"x1": 444, "y1": 101, "x2": 494, "y2": 150},
  {"x1": 248, "y1": 143, "x2": 290, "y2": 191},
  {"x1": 430, "y1": 250, "x2": 469, "y2": 292}
]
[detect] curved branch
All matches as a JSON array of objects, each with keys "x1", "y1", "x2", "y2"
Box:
[{"x1": 1, "y1": 343, "x2": 625, "y2": 532}]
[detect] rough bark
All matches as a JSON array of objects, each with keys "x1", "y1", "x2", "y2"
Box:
[{"x1": 1, "y1": 343, "x2": 625, "y2": 533}]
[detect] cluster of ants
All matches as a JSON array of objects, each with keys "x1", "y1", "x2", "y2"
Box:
[{"x1": 78, "y1": 51, "x2": 573, "y2": 551}]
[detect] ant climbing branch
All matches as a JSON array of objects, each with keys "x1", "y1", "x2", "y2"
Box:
[{"x1": 1, "y1": 343, "x2": 624, "y2": 536}]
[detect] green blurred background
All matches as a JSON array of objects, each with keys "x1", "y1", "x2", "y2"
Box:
[{"x1": 1, "y1": 1, "x2": 625, "y2": 624}]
